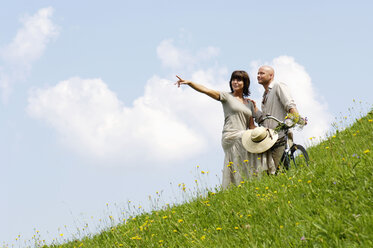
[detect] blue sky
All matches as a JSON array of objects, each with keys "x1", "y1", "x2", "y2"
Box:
[{"x1": 1, "y1": 0, "x2": 372, "y2": 245}]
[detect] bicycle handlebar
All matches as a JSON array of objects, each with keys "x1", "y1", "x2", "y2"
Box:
[{"x1": 258, "y1": 114, "x2": 297, "y2": 130}]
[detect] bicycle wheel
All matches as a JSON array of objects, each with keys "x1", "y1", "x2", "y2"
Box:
[{"x1": 290, "y1": 144, "x2": 309, "y2": 168}]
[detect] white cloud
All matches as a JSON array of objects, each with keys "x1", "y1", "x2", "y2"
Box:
[
  {"x1": 0, "y1": 7, "x2": 58, "y2": 101},
  {"x1": 27, "y1": 77, "x2": 209, "y2": 165},
  {"x1": 250, "y1": 56, "x2": 333, "y2": 144}
]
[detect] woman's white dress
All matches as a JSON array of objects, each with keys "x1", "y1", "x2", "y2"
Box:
[{"x1": 219, "y1": 92, "x2": 276, "y2": 189}]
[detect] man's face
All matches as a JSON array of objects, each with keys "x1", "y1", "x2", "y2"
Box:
[{"x1": 257, "y1": 67, "x2": 273, "y2": 85}]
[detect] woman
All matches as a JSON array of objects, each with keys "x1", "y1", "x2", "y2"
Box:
[{"x1": 176, "y1": 71, "x2": 264, "y2": 189}]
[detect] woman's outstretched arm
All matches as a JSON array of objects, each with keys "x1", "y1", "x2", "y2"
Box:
[{"x1": 175, "y1": 75, "x2": 220, "y2": 100}]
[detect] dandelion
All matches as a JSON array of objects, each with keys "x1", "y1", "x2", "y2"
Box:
[
  {"x1": 296, "y1": 222, "x2": 300, "y2": 226},
  {"x1": 173, "y1": 229, "x2": 177, "y2": 233},
  {"x1": 255, "y1": 187, "x2": 259, "y2": 190},
  {"x1": 244, "y1": 159, "x2": 248, "y2": 163},
  {"x1": 162, "y1": 216, "x2": 168, "y2": 219},
  {"x1": 201, "y1": 235, "x2": 206, "y2": 240},
  {"x1": 201, "y1": 171, "x2": 206, "y2": 174},
  {"x1": 280, "y1": 225, "x2": 284, "y2": 229},
  {"x1": 307, "y1": 180, "x2": 312, "y2": 184},
  {"x1": 298, "y1": 179, "x2": 302, "y2": 182},
  {"x1": 60, "y1": 233, "x2": 64, "y2": 237},
  {"x1": 130, "y1": 235, "x2": 142, "y2": 240},
  {"x1": 197, "y1": 165, "x2": 200, "y2": 168},
  {"x1": 288, "y1": 201, "x2": 291, "y2": 204},
  {"x1": 265, "y1": 186, "x2": 269, "y2": 190},
  {"x1": 240, "y1": 181, "x2": 245, "y2": 184},
  {"x1": 216, "y1": 227, "x2": 222, "y2": 231},
  {"x1": 247, "y1": 214, "x2": 252, "y2": 217},
  {"x1": 368, "y1": 119, "x2": 373, "y2": 122},
  {"x1": 332, "y1": 135, "x2": 336, "y2": 138},
  {"x1": 325, "y1": 146, "x2": 329, "y2": 149},
  {"x1": 233, "y1": 170, "x2": 237, "y2": 173},
  {"x1": 178, "y1": 219, "x2": 183, "y2": 223},
  {"x1": 257, "y1": 157, "x2": 261, "y2": 160},
  {"x1": 234, "y1": 227, "x2": 239, "y2": 230},
  {"x1": 364, "y1": 149, "x2": 370, "y2": 154},
  {"x1": 159, "y1": 240, "x2": 164, "y2": 243}
]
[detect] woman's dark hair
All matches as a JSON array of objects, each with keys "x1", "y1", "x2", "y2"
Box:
[{"x1": 229, "y1": 70, "x2": 250, "y2": 97}]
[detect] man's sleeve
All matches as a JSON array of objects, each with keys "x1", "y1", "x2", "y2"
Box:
[{"x1": 276, "y1": 82, "x2": 296, "y2": 112}]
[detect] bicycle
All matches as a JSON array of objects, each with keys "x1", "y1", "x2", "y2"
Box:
[{"x1": 258, "y1": 114, "x2": 309, "y2": 170}]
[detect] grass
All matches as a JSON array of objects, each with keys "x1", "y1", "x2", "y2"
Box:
[{"x1": 11, "y1": 109, "x2": 373, "y2": 247}]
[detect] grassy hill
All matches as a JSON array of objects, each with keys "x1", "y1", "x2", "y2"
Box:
[{"x1": 40, "y1": 110, "x2": 372, "y2": 247}]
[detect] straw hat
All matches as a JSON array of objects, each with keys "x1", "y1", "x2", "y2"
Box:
[{"x1": 242, "y1": 127, "x2": 278, "y2": 153}]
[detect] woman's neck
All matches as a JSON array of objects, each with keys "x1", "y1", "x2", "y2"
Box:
[{"x1": 233, "y1": 90, "x2": 243, "y2": 98}]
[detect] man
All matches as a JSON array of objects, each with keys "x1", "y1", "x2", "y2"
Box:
[{"x1": 255, "y1": 65, "x2": 304, "y2": 170}]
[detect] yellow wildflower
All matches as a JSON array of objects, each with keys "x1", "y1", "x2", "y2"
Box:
[
  {"x1": 234, "y1": 227, "x2": 239, "y2": 230},
  {"x1": 130, "y1": 236, "x2": 141, "y2": 240},
  {"x1": 201, "y1": 235, "x2": 206, "y2": 240},
  {"x1": 216, "y1": 227, "x2": 222, "y2": 231},
  {"x1": 307, "y1": 180, "x2": 312, "y2": 184},
  {"x1": 178, "y1": 219, "x2": 183, "y2": 223},
  {"x1": 364, "y1": 149, "x2": 370, "y2": 154}
]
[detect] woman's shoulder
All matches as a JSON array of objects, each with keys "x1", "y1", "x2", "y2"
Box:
[{"x1": 219, "y1": 91, "x2": 233, "y2": 101}]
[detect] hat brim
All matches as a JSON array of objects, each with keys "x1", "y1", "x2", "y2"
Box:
[{"x1": 242, "y1": 128, "x2": 278, "y2": 153}]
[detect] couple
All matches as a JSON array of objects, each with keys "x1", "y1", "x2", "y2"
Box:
[{"x1": 175, "y1": 66, "x2": 302, "y2": 189}]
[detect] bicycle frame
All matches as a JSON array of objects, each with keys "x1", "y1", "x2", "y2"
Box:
[{"x1": 258, "y1": 114, "x2": 307, "y2": 170}]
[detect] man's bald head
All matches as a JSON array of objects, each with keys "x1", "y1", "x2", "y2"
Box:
[{"x1": 257, "y1": 65, "x2": 275, "y2": 87}]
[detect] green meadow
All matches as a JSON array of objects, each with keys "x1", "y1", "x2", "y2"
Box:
[{"x1": 15, "y1": 108, "x2": 373, "y2": 247}]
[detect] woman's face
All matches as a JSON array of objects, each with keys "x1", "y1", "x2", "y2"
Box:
[{"x1": 231, "y1": 78, "x2": 244, "y2": 92}]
